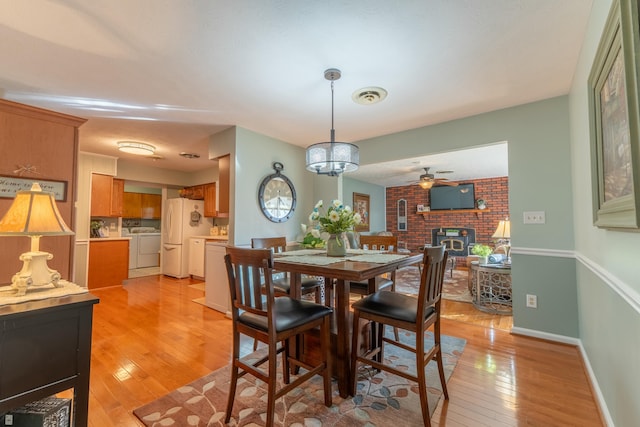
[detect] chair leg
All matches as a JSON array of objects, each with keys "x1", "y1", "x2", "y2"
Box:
[
  {"x1": 415, "y1": 332, "x2": 431, "y2": 427},
  {"x1": 390, "y1": 281, "x2": 400, "y2": 342},
  {"x1": 283, "y1": 338, "x2": 291, "y2": 385},
  {"x1": 224, "y1": 331, "x2": 241, "y2": 423},
  {"x1": 321, "y1": 315, "x2": 332, "y2": 406},
  {"x1": 350, "y1": 310, "x2": 362, "y2": 396},
  {"x1": 434, "y1": 321, "x2": 449, "y2": 399},
  {"x1": 266, "y1": 344, "x2": 278, "y2": 427}
]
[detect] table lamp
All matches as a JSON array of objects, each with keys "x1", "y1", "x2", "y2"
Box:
[
  {"x1": 0, "y1": 182, "x2": 74, "y2": 296},
  {"x1": 491, "y1": 218, "x2": 511, "y2": 263}
]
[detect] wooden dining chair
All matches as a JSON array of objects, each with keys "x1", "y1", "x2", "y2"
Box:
[
  {"x1": 224, "y1": 246, "x2": 333, "y2": 427},
  {"x1": 349, "y1": 234, "x2": 399, "y2": 296},
  {"x1": 251, "y1": 237, "x2": 326, "y2": 303},
  {"x1": 350, "y1": 245, "x2": 449, "y2": 427}
]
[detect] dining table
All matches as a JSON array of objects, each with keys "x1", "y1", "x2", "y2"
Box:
[{"x1": 273, "y1": 248, "x2": 423, "y2": 398}]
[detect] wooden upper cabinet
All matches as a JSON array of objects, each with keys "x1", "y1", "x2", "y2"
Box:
[
  {"x1": 141, "y1": 194, "x2": 162, "y2": 219},
  {"x1": 111, "y1": 179, "x2": 124, "y2": 217},
  {"x1": 123, "y1": 193, "x2": 161, "y2": 219},
  {"x1": 0, "y1": 99, "x2": 86, "y2": 285},
  {"x1": 217, "y1": 154, "x2": 230, "y2": 217},
  {"x1": 91, "y1": 174, "x2": 124, "y2": 217},
  {"x1": 123, "y1": 192, "x2": 142, "y2": 218},
  {"x1": 204, "y1": 183, "x2": 217, "y2": 217},
  {"x1": 190, "y1": 185, "x2": 205, "y2": 200}
]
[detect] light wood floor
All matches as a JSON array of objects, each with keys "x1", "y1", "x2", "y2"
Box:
[{"x1": 85, "y1": 274, "x2": 603, "y2": 426}]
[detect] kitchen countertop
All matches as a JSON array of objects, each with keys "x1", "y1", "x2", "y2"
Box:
[
  {"x1": 192, "y1": 235, "x2": 229, "y2": 241},
  {"x1": 89, "y1": 237, "x2": 132, "y2": 241}
]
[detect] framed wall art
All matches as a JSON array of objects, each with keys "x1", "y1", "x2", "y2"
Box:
[
  {"x1": 588, "y1": 0, "x2": 640, "y2": 229},
  {"x1": 0, "y1": 175, "x2": 67, "y2": 201},
  {"x1": 353, "y1": 192, "x2": 370, "y2": 232}
]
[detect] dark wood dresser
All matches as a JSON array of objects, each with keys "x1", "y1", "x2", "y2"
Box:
[{"x1": 0, "y1": 293, "x2": 99, "y2": 427}]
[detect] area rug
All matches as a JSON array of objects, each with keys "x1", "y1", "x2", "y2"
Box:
[
  {"x1": 396, "y1": 266, "x2": 472, "y2": 303},
  {"x1": 134, "y1": 329, "x2": 466, "y2": 426}
]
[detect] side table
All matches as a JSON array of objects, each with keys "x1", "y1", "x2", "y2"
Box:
[
  {"x1": 0, "y1": 292, "x2": 99, "y2": 427},
  {"x1": 469, "y1": 261, "x2": 512, "y2": 314}
]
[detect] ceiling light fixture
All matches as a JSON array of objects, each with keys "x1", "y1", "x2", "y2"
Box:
[
  {"x1": 117, "y1": 141, "x2": 155, "y2": 156},
  {"x1": 418, "y1": 180, "x2": 433, "y2": 189},
  {"x1": 306, "y1": 68, "x2": 359, "y2": 176}
]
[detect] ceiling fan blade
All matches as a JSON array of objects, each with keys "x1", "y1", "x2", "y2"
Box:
[{"x1": 436, "y1": 180, "x2": 459, "y2": 186}]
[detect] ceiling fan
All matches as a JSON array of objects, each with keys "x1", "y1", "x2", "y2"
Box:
[{"x1": 411, "y1": 167, "x2": 459, "y2": 189}]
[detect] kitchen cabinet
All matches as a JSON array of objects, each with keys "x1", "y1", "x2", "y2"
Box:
[
  {"x1": 205, "y1": 242, "x2": 229, "y2": 314},
  {"x1": 123, "y1": 193, "x2": 162, "y2": 219},
  {"x1": 190, "y1": 185, "x2": 205, "y2": 200},
  {"x1": 217, "y1": 154, "x2": 230, "y2": 218},
  {"x1": 189, "y1": 238, "x2": 206, "y2": 278},
  {"x1": 0, "y1": 99, "x2": 85, "y2": 285},
  {"x1": 204, "y1": 182, "x2": 217, "y2": 217},
  {"x1": 123, "y1": 192, "x2": 142, "y2": 218},
  {"x1": 90, "y1": 174, "x2": 124, "y2": 217},
  {"x1": 141, "y1": 193, "x2": 162, "y2": 219},
  {"x1": 88, "y1": 239, "x2": 129, "y2": 289}
]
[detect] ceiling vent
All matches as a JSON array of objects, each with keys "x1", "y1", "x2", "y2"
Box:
[{"x1": 352, "y1": 87, "x2": 388, "y2": 105}]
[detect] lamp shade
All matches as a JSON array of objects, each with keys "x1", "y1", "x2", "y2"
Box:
[
  {"x1": 418, "y1": 180, "x2": 433, "y2": 189},
  {"x1": 306, "y1": 141, "x2": 359, "y2": 175},
  {"x1": 0, "y1": 183, "x2": 73, "y2": 236},
  {"x1": 491, "y1": 219, "x2": 511, "y2": 239}
]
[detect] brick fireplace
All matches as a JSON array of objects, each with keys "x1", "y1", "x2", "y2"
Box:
[
  {"x1": 432, "y1": 227, "x2": 475, "y2": 257},
  {"x1": 386, "y1": 176, "x2": 509, "y2": 252}
]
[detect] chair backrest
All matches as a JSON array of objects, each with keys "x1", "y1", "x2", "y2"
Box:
[
  {"x1": 345, "y1": 231, "x2": 360, "y2": 249},
  {"x1": 359, "y1": 234, "x2": 398, "y2": 251},
  {"x1": 418, "y1": 245, "x2": 448, "y2": 315},
  {"x1": 251, "y1": 236, "x2": 287, "y2": 253},
  {"x1": 225, "y1": 246, "x2": 276, "y2": 325}
]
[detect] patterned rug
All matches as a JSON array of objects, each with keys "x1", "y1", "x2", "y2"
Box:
[
  {"x1": 133, "y1": 329, "x2": 466, "y2": 426},
  {"x1": 396, "y1": 266, "x2": 472, "y2": 303}
]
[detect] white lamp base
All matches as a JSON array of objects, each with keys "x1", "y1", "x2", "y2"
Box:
[{"x1": 10, "y1": 251, "x2": 63, "y2": 296}]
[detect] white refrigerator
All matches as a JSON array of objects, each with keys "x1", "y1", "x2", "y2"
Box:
[{"x1": 162, "y1": 198, "x2": 212, "y2": 278}]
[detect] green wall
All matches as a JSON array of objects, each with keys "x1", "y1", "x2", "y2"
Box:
[
  {"x1": 568, "y1": 0, "x2": 640, "y2": 424},
  {"x1": 356, "y1": 96, "x2": 577, "y2": 336}
]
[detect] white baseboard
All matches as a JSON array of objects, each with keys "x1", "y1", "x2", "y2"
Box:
[{"x1": 511, "y1": 327, "x2": 614, "y2": 426}]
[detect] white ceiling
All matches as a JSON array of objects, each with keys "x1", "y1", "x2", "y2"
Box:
[{"x1": 0, "y1": 0, "x2": 592, "y2": 184}]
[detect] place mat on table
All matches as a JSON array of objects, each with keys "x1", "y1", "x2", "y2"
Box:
[
  {"x1": 346, "y1": 249, "x2": 385, "y2": 255},
  {"x1": 0, "y1": 280, "x2": 88, "y2": 306},
  {"x1": 344, "y1": 253, "x2": 409, "y2": 263},
  {"x1": 278, "y1": 249, "x2": 325, "y2": 256},
  {"x1": 275, "y1": 255, "x2": 345, "y2": 265}
]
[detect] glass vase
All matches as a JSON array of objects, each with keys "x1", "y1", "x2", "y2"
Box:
[{"x1": 326, "y1": 233, "x2": 346, "y2": 257}]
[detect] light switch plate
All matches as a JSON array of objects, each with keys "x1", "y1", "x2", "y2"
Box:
[{"x1": 523, "y1": 211, "x2": 545, "y2": 224}]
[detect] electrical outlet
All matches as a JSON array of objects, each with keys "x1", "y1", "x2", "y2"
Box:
[
  {"x1": 526, "y1": 294, "x2": 537, "y2": 308},
  {"x1": 523, "y1": 211, "x2": 545, "y2": 224}
]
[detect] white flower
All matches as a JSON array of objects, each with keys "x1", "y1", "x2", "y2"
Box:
[
  {"x1": 315, "y1": 200, "x2": 323, "y2": 208},
  {"x1": 353, "y1": 212, "x2": 362, "y2": 224},
  {"x1": 301, "y1": 223, "x2": 307, "y2": 233},
  {"x1": 344, "y1": 205, "x2": 352, "y2": 212},
  {"x1": 309, "y1": 212, "x2": 319, "y2": 222},
  {"x1": 329, "y1": 211, "x2": 340, "y2": 222},
  {"x1": 332, "y1": 199, "x2": 342, "y2": 208},
  {"x1": 311, "y1": 229, "x2": 321, "y2": 238}
]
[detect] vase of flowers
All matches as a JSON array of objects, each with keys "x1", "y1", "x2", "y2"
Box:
[{"x1": 308, "y1": 200, "x2": 362, "y2": 257}]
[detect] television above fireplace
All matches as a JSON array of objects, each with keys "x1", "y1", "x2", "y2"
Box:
[{"x1": 430, "y1": 183, "x2": 475, "y2": 210}]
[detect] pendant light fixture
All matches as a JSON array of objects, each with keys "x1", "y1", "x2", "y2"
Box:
[{"x1": 306, "y1": 68, "x2": 359, "y2": 176}]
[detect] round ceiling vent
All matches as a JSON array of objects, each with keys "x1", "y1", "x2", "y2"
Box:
[
  {"x1": 180, "y1": 152, "x2": 200, "y2": 159},
  {"x1": 352, "y1": 87, "x2": 388, "y2": 105}
]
